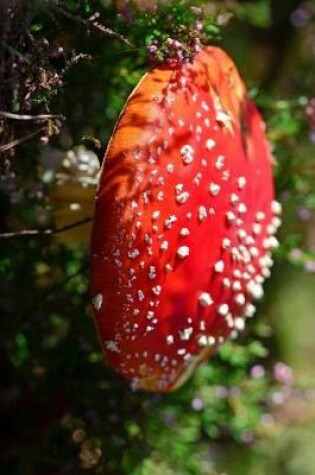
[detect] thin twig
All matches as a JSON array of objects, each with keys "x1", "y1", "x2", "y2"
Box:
[
  {"x1": 0, "y1": 217, "x2": 92, "y2": 239},
  {"x1": 0, "y1": 111, "x2": 65, "y2": 121},
  {"x1": 0, "y1": 126, "x2": 46, "y2": 152},
  {"x1": 54, "y1": 5, "x2": 134, "y2": 47}
]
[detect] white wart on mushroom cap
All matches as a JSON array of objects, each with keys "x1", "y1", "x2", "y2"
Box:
[{"x1": 90, "y1": 46, "x2": 281, "y2": 392}]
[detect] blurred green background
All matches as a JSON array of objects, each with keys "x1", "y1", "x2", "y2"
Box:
[{"x1": 1, "y1": 1, "x2": 315, "y2": 474}]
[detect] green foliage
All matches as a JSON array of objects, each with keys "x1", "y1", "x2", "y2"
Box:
[{"x1": 1, "y1": 1, "x2": 315, "y2": 474}]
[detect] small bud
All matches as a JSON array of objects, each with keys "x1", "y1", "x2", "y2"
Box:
[{"x1": 40, "y1": 136, "x2": 49, "y2": 146}]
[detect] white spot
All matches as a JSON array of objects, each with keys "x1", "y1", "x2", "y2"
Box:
[
  {"x1": 209, "y1": 182, "x2": 221, "y2": 196},
  {"x1": 128, "y1": 249, "x2": 140, "y2": 259},
  {"x1": 252, "y1": 223, "x2": 262, "y2": 235},
  {"x1": 226, "y1": 313, "x2": 234, "y2": 328},
  {"x1": 246, "y1": 281, "x2": 264, "y2": 300},
  {"x1": 215, "y1": 155, "x2": 225, "y2": 170},
  {"x1": 226, "y1": 211, "x2": 237, "y2": 223},
  {"x1": 177, "y1": 246, "x2": 190, "y2": 259},
  {"x1": 198, "y1": 335, "x2": 208, "y2": 347},
  {"x1": 144, "y1": 234, "x2": 152, "y2": 244},
  {"x1": 179, "y1": 327, "x2": 193, "y2": 341},
  {"x1": 152, "y1": 210, "x2": 160, "y2": 220},
  {"x1": 267, "y1": 224, "x2": 277, "y2": 235},
  {"x1": 92, "y1": 293, "x2": 103, "y2": 311},
  {"x1": 137, "y1": 290, "x2": 145, "y2": 302},
  {"x1": 180, "y1": 144, "x2": 194, "y2": 164},
  {"x1": 165, "y1": 263, "x2": 173, "y2": 273},
  {"x1": 148, "y1": 266, "x2": 157, "y2": 280},
  {"x1": 245, "y1": 236, "x2": 255, "y2": 246},
  {"x1": 272, "y1": 200, "x2": 282, "y2": 215},
  {"x1": 177, "y1": 348, "x2": 186, "y2": 356},
  {"x1": 266, "y1": 236, "x2": 280, "y2": 249},
  {"x1": 218, "y1": 303, "x2": 229, "y2": 316},
  {"x1": 193, "y1": 172, "x2": 202, "y2": 185},
  {"x1": 238, "y1": 203, "x2": 247, "y2": 214},
  {"x1": 176, "y1": 191, "x2": 190, "y2": 204},
  {"x1": 250, "y1": 247, "x2": 260, "y2": 258},
  {"x1": 214, "y1": 260, "x2": 225, "y2": 273},
  {"x1": 238, "y1": 229, "x2": 247, "y2": 240},
  {"x1": 157, "y1": 191, "x2": 164, "y2": 201},
  {"x1": 180, "y1": 227, "x2": 190, "y2": 237},
  {"x1": 222, "y1": 238, "x2": 231, "y2": 250},
  {"x1": 234, "y1": 317, "x2": 245, "y2": 331},
  {"x1": 216, "y1": 111, "x2": 232, "y2": 125},
  {"x1": 232, "y1": 281, "x2": 242, "y2": 291},
  {"x1": 201, "y1": 101, "x2": 210, "y2": 111},
  {"x1": 166, "y1": 163, "x2": 174, "y2": 173},
  {"x1": 199, "y1": 292, "x2": 213, "y2": 307},
  {"x1": 152, "y1": 285, "x2": 162, "y2": 296},
  {"x1": 222, "y1": 170, "x2": 230, "y2": 181},
  {"x1": 262, "y1": 267, "x2": 271, "y2": 278},
  {"x1": 256, "y1": 211, "x2": 265, "y2": 222},
  {"x1": 160, "y1": 241, "x2": 169, "y2": 251},
  {"x1": 164, "y1": 215, "x2": 177, "y2": 229},
  {"x1": 244, "y1": 303, "x2": 256, "y2": 318},
  {"x1": 166, "y1": 335, "x2": 174, "y2": 345},
  {"x1": 198, "y1": 206, "x2": 207, "y2": 222},
  {"x1": 206, "y1": 138, "x2": 216, "y2": 151},
  {"x1": 105, "y1": 340, "x2": 120, "y2": 353},
  {"x1": 272, "y1": 216, "x2": 282, "y2": 229},
  {"x1": 230, "y1": 193, "x2": 239, "y2": 204},
  {"x1": 180, "y1": 77, "x2": 187, "y2": 87},
  {"x1": 147, "y1": 310, "x2": 155, "y2": 320},
  {"x1": 131, "y1": 200, "x2": 138, "y2": 210},
  {"x1": 198, "y1": 335, "x2": 216, "y2": 347},
  {"x1": 238, "y1": 176, "x2": 247, "y2": 189},
  {"x1": 223, "y1": 277, "x2": 231, "y2": 288},
  {"x1": 235, "y1": 293, "x2": 246, "y2": 306}
]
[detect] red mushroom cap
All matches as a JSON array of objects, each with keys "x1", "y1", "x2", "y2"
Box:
[{"x1": 90, "y1": 46, "x2": 281, "y2": 392}]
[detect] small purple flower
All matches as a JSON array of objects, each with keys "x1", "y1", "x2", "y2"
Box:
[
  {"x1": 291, "y1": 6, "x2": 312, "y2": 28},
  {"x1": 195, "y1": 21, "x2": 203, "y2": 32},
  {"x1": 273, "y1": 362, "x2": 295, "y2": 386},
  {"x1": 289, "y1": 248, "x2": 303, "y2": 261},
  {"x1": 191, "y1": 397, "x2": 204, "y2": 411},
  {"x1": 250, "y1": 364, "x2": 265, "y2": 379},
  {"x1": 305, "y1": 260, "x2": 315, "y2": 272},
  {"x1": 148, "y1": 44, "x2": 158, "y2": 54},
  {"x1": 271, "y1": 390, "x2": 286, "y2": 405},
  {"x1": 260, "y1": 413, "x2": 275, "y2": 426},
  {"x1": 215, "y1": 385, "x2": 229, "y2": 399},
  {"x1": 298, "y1": 206, "x2": 311, "y2": 222},
  {"x1": 240, "y1": 430, "x2": 254, "y2": 444}
]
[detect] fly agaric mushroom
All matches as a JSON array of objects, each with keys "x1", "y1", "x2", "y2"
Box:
[{"x1": 90, "y1": 46, "x2": 281, "y2": 392}]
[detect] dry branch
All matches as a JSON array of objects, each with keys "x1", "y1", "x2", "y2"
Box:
[{"x1": 0, "y1": 217, "x2": 92, "y2": 239}]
